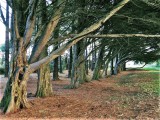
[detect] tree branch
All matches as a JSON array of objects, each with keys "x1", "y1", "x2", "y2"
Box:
[
  {"x1": 14, "y1": 11, "x2": 20, "y2": 39},
  {"x1": 0, "y1": 4, "x2": 6, "y2": 25},
  {"x1": 29, "y1": 0, "x2": 66, "y2": 63},
  {"x1": 24, "y1": 0, "x2": 38, "y2": 48},
  {"x1": 29, "y1": 0, "x2": 130, "y2": 73},
  {"x1": 84, "y1": 34, "x2": 160, "y2": 38}
]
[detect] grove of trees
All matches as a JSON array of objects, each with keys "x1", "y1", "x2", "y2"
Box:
[{"x1": 0, "y1": 0, "x2": 159, "y2": 114}]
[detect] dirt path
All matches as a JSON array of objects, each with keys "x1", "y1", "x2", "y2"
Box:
[{"x1": 0, "y1": 71, "x2": 159, "y2": 119}]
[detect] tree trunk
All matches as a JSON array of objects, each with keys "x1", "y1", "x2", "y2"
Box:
[
  {"x1": 110, "y1": 58, "x2": 114, "y2": 75},
  {"x1": 65, "y1": 55, "x2": 68, "y2": 70},
  {"x1": 36, "y1": 47, "x2": 53, "y2": 97},
  {"x1": 4, "y1": 4, "x2": 9, "y2": 77},
  {"x1": 34, "y1": 0, "x2": 53, "y2": 97},
  {"x1": 0, "y1": 38, "x2": 30, "y2": 113},
  {"x1": 0, "y1": 69, "x2": 30, "y2": 113},
  {"x1": 122, "y1": 62, "x2": 126, "y2": 71},
  {"x1": 59, "y1": 55, "x2": 63, "y2": 73},
  {"x1": 91, "y1": 42, "x2": 96, "y2": 71},
  {"x1": 53, "y1": 57, "x2": 59, "y2": 80},
  {"x1": 52, "y1": 26, "x2": 60, "y2": 80},
  {"x1": 68, "y1": 47, "x2": 72, "y2": 78},
  {"x1": 92, "y1": 46, "x2": 105, "y2": 80},
  {"x1": 85, "y1": 49, "x2": 89, "y2": 75},
  {"x1": 104, "y1": 61, "x2": 110, "y2": 77},
  {"x1": 70, "y1": 41, "x2": 87, "y2": 88},
  {"x1": 36, "y1": 63, "x2": 53, "y2": 97},
  {"x1": 114, "y1": 61, "x2": 119, "y2": 75}
]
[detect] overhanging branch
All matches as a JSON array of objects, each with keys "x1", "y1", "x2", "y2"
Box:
[
  {"x1": 29, "y1": 0, "x2": 130, "y2": 73},
  {"x1": 84, "y1": 34, "x2": 160, "y2": 38}
]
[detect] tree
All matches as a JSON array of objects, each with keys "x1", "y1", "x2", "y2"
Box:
[
  {"x1": 52, "y1": 26, "x2": 60, "y2": 80},
  {"x1": 0, "y1": 3, "x2": 10, "y2": 77},
  {"x1": 0, "y1": 0, "x2": 130, "y2": 113},
  {"x1": 35, "y1": 0, "x2": 53, "y2": 97}
]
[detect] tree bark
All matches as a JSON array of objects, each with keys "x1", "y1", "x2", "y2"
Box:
[
  {"x1": 36, "y1": 63, "x2": 53, "y2": 97},
  {"x1": 36, "y1": 47, "x2": 53, "y2": 97},
  {"x1": 53, "y1": 29, "x2": 60, "y2": 80},
  {"x1": 70, "y1": 43, "x2": 87, "y2": 88},
  {"x1": 82, "y1": 34, "x2": 160, "y2": 38},
  {"x1": 92, "y1": 46, "x2": 105, "y2": 80},
  {"x1": 114, "y1": 55, "x2": 119, "y2": 75},
  {"x1": 35, "y1": 0, "x2": 53, "y2": 97},
  {"x1": 85, "y1": 49, "x2": 89, "y2": 75},
  {"x1": 4, "y1": 4, "x2": 10, "y2": 77},
  {"x1": 91, "y1": 42, "x2": 96, "y2": 71},
  {"x1": 68, "y1": 47, "x2": 72, "y2": 78},
  {"x1": 110, "y1": 58, "x2": 114, "y2": 75},
  {"x1": 59, "y1": 55, "x2": 63, "y2": 73},
  {"x1": 0, "y1": 37, "x2": 30, "y2": 113},
  {"x1": 53, "y1": 57, "x2": 59, "y2": 80}
]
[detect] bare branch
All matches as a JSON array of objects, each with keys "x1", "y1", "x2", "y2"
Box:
[{"x1": 0, "y1": 4, "x2": 6, "y2": 25}]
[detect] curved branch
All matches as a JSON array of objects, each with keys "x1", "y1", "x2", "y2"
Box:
[
  {"x1": 29, "y1": 0, "x2": 66, "y2": 63},
  {"x1": 29, "y1": 0, "x2": 130, "y2": 73},
  {"x1": 24, "y1": 0, "x2": 38, "y2": 48}
]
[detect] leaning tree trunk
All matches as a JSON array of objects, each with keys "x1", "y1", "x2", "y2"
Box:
[
  {"x1": 70, "y1": 42, "x2": 87, "y2": 88},
  {"x1": 92, "y1": 46, "x2": 105, "y2": 80},
  {"x1": 36, "y1": 47, "x2": 53, "y2": 97},
  {"x1": 0, "y1": 38, "x2": 30, "y2": 113}
]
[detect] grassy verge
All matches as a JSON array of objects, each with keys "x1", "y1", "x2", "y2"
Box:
[
  {"x1": 118, "y1": 71, "x2": 160, "y2": 96},
  {"x1": 142, "y1": 66, "x2": 159, "y2": 71}
]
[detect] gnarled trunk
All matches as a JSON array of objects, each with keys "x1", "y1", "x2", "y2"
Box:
[
  {"x1": 36, "y1": 63, "x2": 53, "y2": 97},
  {"x1": 36, "y1": 47, "x2": 53, "y2": 97},
  {"x1": 1, "y1": 68, "x2": 30, "y2": 113},
  {"x1": 0, "y1": 38, "x2": 30, "y2": 113}
]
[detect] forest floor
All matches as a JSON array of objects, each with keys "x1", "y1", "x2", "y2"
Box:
[{"x1": 0, "y1": 70, "x2": 160, "y2": 120}]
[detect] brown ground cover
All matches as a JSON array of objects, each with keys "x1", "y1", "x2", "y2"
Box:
[{"x1": 0, "y1": 70, "x2": 159, "y2": 119}]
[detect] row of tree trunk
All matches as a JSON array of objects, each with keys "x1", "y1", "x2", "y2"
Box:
[{"x1": 0, "y1": 0, "x2": 131, "y2": 114}]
